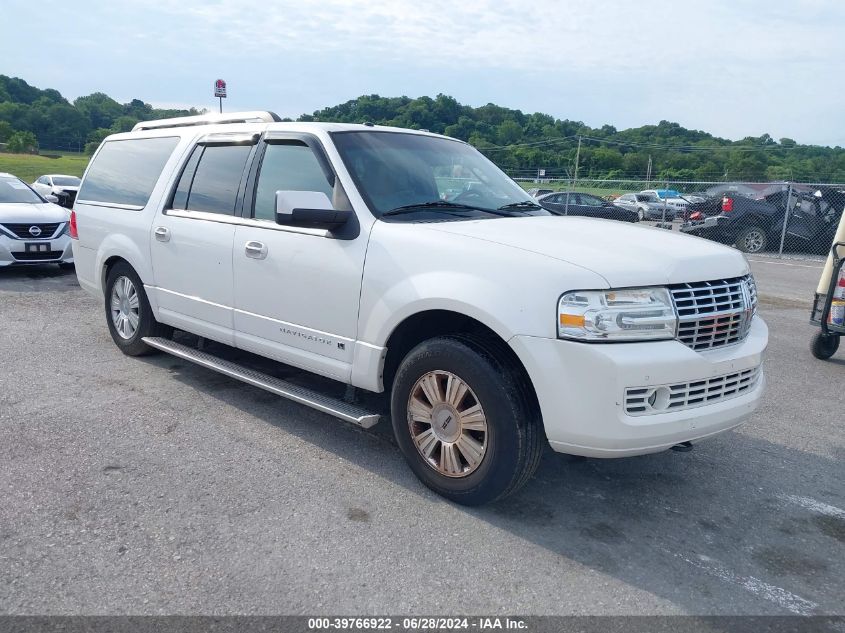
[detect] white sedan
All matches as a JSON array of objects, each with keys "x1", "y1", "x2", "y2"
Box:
[
  {"x1": 31, "y1": 174, "x2": 81, "y2": 208},
  {"x1": 0, "y1": 173, "x2": 74, "y2": 268}
]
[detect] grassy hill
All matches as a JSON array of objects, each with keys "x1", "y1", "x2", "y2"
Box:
[{"x1": 0, "y1": 152, "x2": 88, "y2": 182}]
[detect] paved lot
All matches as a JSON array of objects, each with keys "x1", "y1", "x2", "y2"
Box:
[{"x1": 0, "y1": 258, "x2": 843, "y2": 616}]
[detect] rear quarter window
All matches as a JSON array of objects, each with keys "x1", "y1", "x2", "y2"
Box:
[{"x1": 78, "y1": 136, "x2": 179, "y2": 208}]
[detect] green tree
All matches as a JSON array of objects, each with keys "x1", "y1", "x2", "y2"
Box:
[
  {"x1": 6, "y1": 130, "x2": 38, "y2": 153},
  {"x1": 74, "y1": 92, "x2": 123, "y2": 129}
]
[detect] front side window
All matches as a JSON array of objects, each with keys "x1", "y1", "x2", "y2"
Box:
[
  {"x1": 172, "y1": 144, "x2": 252, "y2": 215},
  {"x1": 253, "y1": 142, "x2": 335, "y2": 221},
  {"x1": 332, "y1": 131, "x2": 548, "y2": 220},
  {"x1": 78, "y1": 137, "x2": 179, "y2": 207},
  {"x1": 0, "y1": 177, "x2": 43, "y2": 204}
]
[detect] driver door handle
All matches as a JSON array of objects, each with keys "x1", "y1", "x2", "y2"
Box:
[{"x1": 245, "y1": 241, "x2": 268, "y2": 260}]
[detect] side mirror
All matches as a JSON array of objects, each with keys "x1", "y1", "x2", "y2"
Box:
[
  {"x1": 45, "y1": 194, "x2": 59, "y2": 204},
  {"x1": 275, "y1": 190, "x2": 351, "y2": 230}
]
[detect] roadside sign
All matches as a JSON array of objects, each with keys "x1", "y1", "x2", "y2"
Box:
[
  {"x1": 539, "y1": 169, "x2": 546, "y2": 177},
  {"x1": 214, "y1": 79, "x2": 227, "y2": 98}
]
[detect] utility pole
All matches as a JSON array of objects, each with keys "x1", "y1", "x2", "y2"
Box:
[
  {"x1": 573, "y1": 136, "x2": 582, "y2": 185},
  {"x1": 646, "y1": 155, "x2": 652, "y2": 188}
]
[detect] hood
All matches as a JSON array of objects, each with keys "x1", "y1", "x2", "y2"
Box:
[
  {"x1": 0, "y1": 202, "x2": 71, "y2": 224},
  {"x1": 424, "y1": 216, "x2": 749, "y2": 287}
]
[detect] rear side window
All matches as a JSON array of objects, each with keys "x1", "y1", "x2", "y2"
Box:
[
  {"x1": 171, "y1": 144, "x2": 252, "y2": 215},
  {"x1": 78, "y1": 137, "x2": 179, "y2": 207}
]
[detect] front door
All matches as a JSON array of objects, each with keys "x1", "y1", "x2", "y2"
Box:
[{"x1": 232, "y1": 136, "x2": 369, "y2": 383}]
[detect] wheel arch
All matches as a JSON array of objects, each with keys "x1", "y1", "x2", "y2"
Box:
[
  {"x1": 380, "y1": 309, "x2": 539, "y2": 411},
  {"x1": 94, "y1": 234, "x2": 153, "y2": 294}
]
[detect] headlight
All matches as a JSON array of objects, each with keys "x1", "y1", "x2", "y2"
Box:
[{"x1": 558, "y1": 287, "x2": 677, "y2": 341}]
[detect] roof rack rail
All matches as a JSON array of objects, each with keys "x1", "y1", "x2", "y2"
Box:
[{"x1": 132, "y1": 111, "x2": 282, "y2": 132}]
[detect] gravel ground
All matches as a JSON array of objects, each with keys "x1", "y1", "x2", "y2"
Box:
[{"x1": 0, "y1": 261, "x2": 842, "y2": 616}]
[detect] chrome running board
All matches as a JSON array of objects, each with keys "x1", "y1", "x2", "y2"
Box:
[{"x1": 142, "y1": 336, "x2": 380, "y2": 428}]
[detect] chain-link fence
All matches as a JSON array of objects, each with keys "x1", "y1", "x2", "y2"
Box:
[{"x1": 513, "y1": 175, "x2": 845, "y2": 260}]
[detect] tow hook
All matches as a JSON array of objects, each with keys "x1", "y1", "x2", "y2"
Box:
[{"x1": 671, "y1": 441, "x2": 694, "y2": 452}]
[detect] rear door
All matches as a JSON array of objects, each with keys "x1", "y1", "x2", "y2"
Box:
[
  {"x1": 231, "y1": 134, "x2": 368, "y2": 382},
  {"x1": 150, "y1": 133, "x2": 258, "y2": 345}
]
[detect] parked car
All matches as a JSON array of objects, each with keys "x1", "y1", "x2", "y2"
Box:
[
  {"x1": 538, "y1": 191, "x2": 640, "y2": 222},
  {"x1": 526, "y1": 187, "x2": 554, "y2": 198},
  {"x1": 640, "y1": 189, "x2": 689, "y2": 215},
  {"x1": 31, "y1": 174, "x2": 81, "y2": 209},
  {"x1": 681, "y1": 188, "x2": 845, "y2": 254},
  {"x1": 0, "y1": 172, "x2": 74, "y2": 268},
  {"x1": 613, "y1": 193, "x2": 676, "y2": 221},
  {"x1": 72, "y1": 111, "x2": 766, "y2": 506}
]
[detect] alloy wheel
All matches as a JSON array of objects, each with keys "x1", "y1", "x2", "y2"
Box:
[
  {"x1": 407, "y1": 370, "x2": 488, "y2": 478},
  {"x1": 110, "y1": 275, "x2": 140, "y2": 339}
]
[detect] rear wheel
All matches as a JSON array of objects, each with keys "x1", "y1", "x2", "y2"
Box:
[
  {"x1": 104, "y1": 262, "x2": 171, "y2": 356},
  {"x1": 810, "y1": 331, "x2": 839, "y2": 360},
  {"x1": 390, "y1": 335, "x2": 544, "y2": 506},
  {"x1": 735, "y1": 225, "x2": 768, "y2": 253}
]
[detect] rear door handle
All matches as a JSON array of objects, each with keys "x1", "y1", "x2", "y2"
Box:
[
  {"x1": 154, "y1": 226, "x2": 170, "y2": 242},
  {"x1": 245, "y1": 241, "x2": 268, "y2": 259}
]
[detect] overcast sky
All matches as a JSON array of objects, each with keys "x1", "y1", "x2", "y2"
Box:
[{"x1": 4, "y1": 0, "x2": 845, "y2": 145}]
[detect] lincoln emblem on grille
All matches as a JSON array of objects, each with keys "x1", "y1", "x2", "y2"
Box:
[{"x1": 28, "y1": 226, "x2": 42, "y2": 237}]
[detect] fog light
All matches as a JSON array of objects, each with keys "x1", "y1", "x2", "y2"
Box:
[{"x1": 648, "y1": 387, "x2": 671, "y2": 411}]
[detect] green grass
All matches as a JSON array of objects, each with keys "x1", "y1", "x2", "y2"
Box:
[{"x1": 0, "y1": 152, "x2": 89, "y2": 183}]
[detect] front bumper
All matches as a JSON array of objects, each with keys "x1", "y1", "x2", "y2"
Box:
[
  {"x1": 645, "y1": 207, "x2": 677, "y2": 221},
  {"x1": 511, "y1": 316, "x2": 768, "y2": 457},
  {"x1": 0, "y1": 232, "x2": 74, "y2": 266}
]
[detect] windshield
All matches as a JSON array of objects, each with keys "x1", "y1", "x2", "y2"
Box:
[
  {"x1": 331, "y1": 131, "x2": 547, "y2": 219},
  {"x1": 0, "y1": 177, "x2": 44, "y2": 204},
  {"x1": 52, "y1": 176, "x2": 81, "y2": 187}
]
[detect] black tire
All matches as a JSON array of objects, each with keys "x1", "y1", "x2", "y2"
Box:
[
  {"x1": 810, "y1": 331, "x2": 839, "y2": 360},
  {"x1": 735, "y1": 225, "x2": 768, "y2": 253},
  {"x1": 390, "y1": 334, "x2": 544, "y2": 506},
  {"x1": 104, "y1": 261, "x2": 171, "y2": 356},
  {"x1": 58, "y1": 262, "x2": 75, "y2": 271}
]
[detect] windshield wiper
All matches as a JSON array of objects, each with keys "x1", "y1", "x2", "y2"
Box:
[
  {"x1": 497, "y1": 201, "x2": 543, "y2": 211},
  {"x1": 382, "y1": 201, "x2": 512, "y2": 218}
]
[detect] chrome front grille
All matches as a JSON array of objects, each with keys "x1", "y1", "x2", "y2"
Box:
[
  {"x1": 669, "y1": 276, "x2": 756, "y2": 350},
  {"x1": 1, "y1": 223, "x2": 62, "y2": 240},
  {"x1": 624, "y1": 365, "x2": 762, "y2": 416}
]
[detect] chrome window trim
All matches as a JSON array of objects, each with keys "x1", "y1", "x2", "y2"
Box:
[
  {"x1": 75, "y1": 200, "x2": 145, "y2": 211},
  {"x1": 164, "y1": 208, "x2": 331, "y2": 238}
]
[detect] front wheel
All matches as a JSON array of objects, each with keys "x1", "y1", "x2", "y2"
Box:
[
  {"x1": 390, "y1": 335, "x2": 544, "y2": 506},
  {"x1": 104, "y1": 262, "x2": 171, "y2": 356},
  {"x1": 735, "y1": 225, "x2": 768, "y2": 253},
  {"x1": 811, "y1": 331, "x2": 839, "y2": 360},
  {"x1": 637, "y1": 208, "x2": 645, "y2": 221}
]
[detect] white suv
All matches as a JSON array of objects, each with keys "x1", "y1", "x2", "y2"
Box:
[{"x1": 71, "y1": 112, "x2": 768, "y2": 505}]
